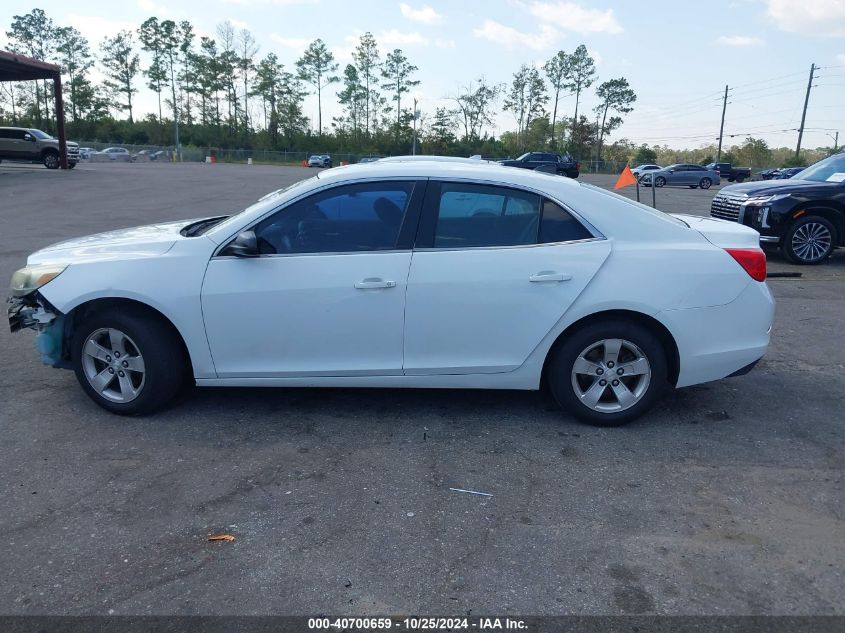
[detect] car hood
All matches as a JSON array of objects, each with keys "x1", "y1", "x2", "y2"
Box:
[
  {"x1": 27, "y1": 218, "x2": 204, "y2": 265},
  {"x1": 718, "y1": 179, "x2": 840, "y2": 196}
]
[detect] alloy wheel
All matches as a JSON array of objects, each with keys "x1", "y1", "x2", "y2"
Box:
[
  {"x1": 570, "y1": 338, "x2": 652, "y2": 413},
  {"x1": 44, "y1": 153, "x2": 60, "y2": 169},
  {"x1": 81, "y1": 328, "x2": 146, "y2": 403},
  {"x1": 791, "y1": 222, "x2": 832, "y2": 263}
]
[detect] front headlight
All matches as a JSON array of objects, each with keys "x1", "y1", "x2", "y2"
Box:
[
  {"x1": 9, "y1": 264, "x2": 68, "y2": 297},
  {"x1": 745, "y1": 193, "x2": 791, "y2": 205}
]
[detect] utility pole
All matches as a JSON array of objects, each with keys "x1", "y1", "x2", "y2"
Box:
[
  {"x1": 594, "y1": 111, "x2": 600, "y2": 173},
  {"x1": 717, "y1": 85, "x2": 729, "y2": 161},
  {"x1": 795, "y1": 63, "x2": 816, "y2": 160},
  {"x1": 411, "y1": 98, "x2": 418, "y2": 155}
]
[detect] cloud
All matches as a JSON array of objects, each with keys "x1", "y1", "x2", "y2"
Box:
[
  {"x1": 717, "y1": 35, "x2": 765, "y2": 46},
  {"x1": 472, "y1": 19, "x2": 557, "y2": 51},
  {"x1": 767, "y1": 0, "x2": 845, "y2": 37},
  {"x1": 434, "y1": 39, "x2": 455, "y2": 48},
  {"x1": 528, "y1": 1, "x2": 622, "y2": 34},
  {"x1": 379, "y1": 29, "x2": 429, "y2": 46},
  {"x1": 271, "y1": 34, "x2": 311, "y2": 48},
  {"x1": 399, "y1": 3, "x2": 442, "y2": 24},
  {"x1": 230, "y1": 19, "x2": 250, "y2": 30},
  {"x1": 138, "y1": 0, "x2": 172, "y2": 15},
  {"x1": 66, "y1": 14, "x2": 136, "y2": 43},
  {"x1": 220, "y1": 0, "x2": 314, "y2": 4},
  {"x1": 331, "y1": 34, "x2": 360, "y2": 62}
]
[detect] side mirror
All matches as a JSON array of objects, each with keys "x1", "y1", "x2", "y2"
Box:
[{"x1": 222, "y1": 230, "x2": 259, "y2": 257}]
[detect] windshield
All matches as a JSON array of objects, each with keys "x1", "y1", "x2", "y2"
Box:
[
  {"x1": 516, "y1": 153, "x2": 530, "y2": 161},
  {"x1": 29, "y1": 129, "x2": 52, "y2": 139},
  {"x1": 794, "y1": 154, "x2": 845, "y2": 183},
  {"x1": 208, "y1": 176, "x2": 319, "y2": 236},
  {"x1": 580, "y1": 183, "x2": 688, "y2": 227}
]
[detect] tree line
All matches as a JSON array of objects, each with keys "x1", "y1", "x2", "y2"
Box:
[{"x1": 2, "y1": 7, "x2": 640, "y2": 160}]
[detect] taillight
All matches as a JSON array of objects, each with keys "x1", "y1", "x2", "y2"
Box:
[{"x1": 725, "y1": 248, "x2": 767, "y2": 281}]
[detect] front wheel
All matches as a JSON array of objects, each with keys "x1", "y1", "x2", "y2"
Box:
[
  {"x1": 546, "y1": 319, "x2": 669, "y2": 426},
  {"x1": 699, "y1": 178, "x2": 712, "y2": 189},
  {"x1": 43, "y1": 151, "x2": 60, "y2": 169},
  {"x1": 654, "y1": 176, "x2": 666, "y2": 188},
  {"x1": 782, "y1": 215, "x2": 836, "y2": 265},
  {"x1": 72, "y1": 306, "x2": 187, "y2": 415}
]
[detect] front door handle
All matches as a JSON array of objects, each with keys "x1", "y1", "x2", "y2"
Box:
[
  {"x1": 529, "y1": 271, "x2": 572, "y2": 283},
  {"x1": 354, "y1": 278, "x2": 396, "y2": 289}
]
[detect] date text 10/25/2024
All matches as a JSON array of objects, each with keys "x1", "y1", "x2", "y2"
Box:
[{"x1": 307, "y1": 617, "x2": 528, "y2": 630}]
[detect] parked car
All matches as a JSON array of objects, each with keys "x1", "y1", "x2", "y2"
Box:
[
  {"x1": 101, "y1": 147, "x2": 133, "y2": 162},
  {"x1": 358, "y1": 156, "x2": 383, "y2": 164},
  {"x1": 307, "y1": 154, "x2": 331, "y2": 167},
  {"x1": 706, "y1": 162, "x2": 752, "y2": 183},
  {"x1": 774, "y1": 167, "x2": 804, "y2": 179},
  {"x1": 498, "y1": 152, "x2": 580, "y2": 178},
  {"x1": 759, "y1": 168, "x2": 779, "y2": 180},
  {"x1": 631, "y1": 164, "x2": 661, "y2": 179},
  {"x1": 641, "y1": 164, "x2": 721, "y2": 189},
  {"x1": 711, "y1": 152, "x2": 845, "y2": 265},
  {"x1": 8, "y1": 162, "x2": 773, "y2": 426},
  {"x1": 78, "y1": 147, "x2": 96, "y2": 160},
  {"x1": 134, "y1": 149, "x2": 163, "y2": 161},
  {"x1": 0, "y1": 127, "x2": 79, "y2": 169}
]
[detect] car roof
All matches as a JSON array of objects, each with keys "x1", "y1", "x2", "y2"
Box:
[{"x1": 315, "y1": 160, "x2": 581, "y2": 192}]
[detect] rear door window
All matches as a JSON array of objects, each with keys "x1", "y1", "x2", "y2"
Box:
[{"x1": 425, "y1": 182, "x2": 592, "y2": 248}]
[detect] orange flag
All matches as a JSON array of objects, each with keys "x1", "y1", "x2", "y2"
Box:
[{"x1": 614, "y1": 165, "x2": 638, "y2": 190}]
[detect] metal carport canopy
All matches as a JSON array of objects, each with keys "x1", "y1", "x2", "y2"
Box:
[{"x1": 0, "y1": 49, "x2": 69, "y2": 169}]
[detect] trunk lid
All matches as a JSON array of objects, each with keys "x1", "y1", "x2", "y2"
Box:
[{"x1": 672, "y1": 213, "x2": 761, "y2": 248}]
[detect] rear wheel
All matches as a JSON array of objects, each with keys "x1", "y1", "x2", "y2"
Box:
[
  {"x1": 72, "y1": 306, "x2": 187, "y2": 415},
  {"x1": 782, "y1": 215, "x2": 836, "y2": 265},
  {"x1": 546, "y1": 319, "x2": 669, "y2": 426},
  {"x1": 699, "y1": 178, "x2": 712, "y2": 189},
  {"x1": 43, "y1": 150, "x2": 60, "y2": 169}
]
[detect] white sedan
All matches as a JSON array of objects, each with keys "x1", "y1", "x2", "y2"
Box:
[{"x1": 8, "y1": 161, "x2": 774, "y2": 425}]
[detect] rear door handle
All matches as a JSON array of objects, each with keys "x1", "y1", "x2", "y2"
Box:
[
  {"x1": 354, "y1": 278, "x2": 396, "y2": 289},
  {"x1": 529, "y1": 271, "x2": 572, "y2": 283}
]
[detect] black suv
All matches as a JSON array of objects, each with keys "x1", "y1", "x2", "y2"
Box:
[
  {"x1": 498, "y1": 152, "x2": 580, "y2": 178},
  {"x1": 711, "y1": 152, "x2": 845, "y2": 264}
]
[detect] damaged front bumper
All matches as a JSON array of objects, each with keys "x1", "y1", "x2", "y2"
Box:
[{"x1": 8, "y1": 293, "x2": 69, "y2": 368}]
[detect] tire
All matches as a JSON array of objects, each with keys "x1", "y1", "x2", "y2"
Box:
[
  {"x1": 546, "y1": 318, "x2": 669, "y2": 426},
  {"x1": 654, "y1": 176, "x2": 666, "y2": 188},
  {"x1": 71, "y1": 306, "x2": 187, "y2": 415},
  {"x1": 43, "y1": 150, "x2": 60, "y2": 169},
  {"x1": 781, "y1": 215, "x2": 836, "y2": 265},
  {"x1": 68, "y1": 162, "x2": 76, "y2": 169},
  {"x1": 699, "y1": 178, "x2": 712, "y2": 189}
]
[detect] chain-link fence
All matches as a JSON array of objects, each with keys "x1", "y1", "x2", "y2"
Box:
[
  {"x1": 77, "y1": 142, "x2": 367, "y2": 165},
  {"x1": 76, "y1": 141, "x2": 634, "y2": 173}
]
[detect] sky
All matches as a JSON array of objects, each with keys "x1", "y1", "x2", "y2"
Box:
[{"x1": 1, "y1": 0, "x2": 843, "y2": 150}]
